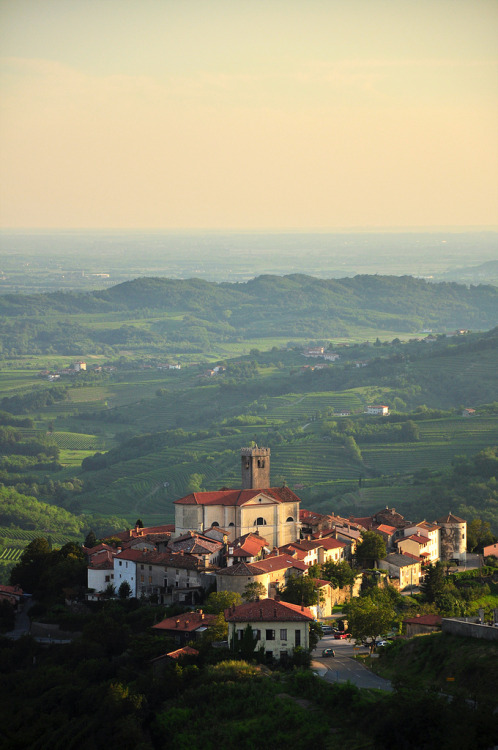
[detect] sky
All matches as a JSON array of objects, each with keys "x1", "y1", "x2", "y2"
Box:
[{"x1": 0, "y1": 0, "x2": 497, "y2": 230}]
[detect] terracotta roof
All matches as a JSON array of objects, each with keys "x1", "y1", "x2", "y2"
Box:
[
  {"x1": 116, "y1": 549, "x2": 203, "y2": 570},
  {"x1": 107, "y1": 524, "x2": 175, "y2": 542},
  {"x1": 174, "y1": 486, "x2": 301, "y2": 507},
  {"x1": 397, "y1": 534, "x2": 429, "y2": 545},
  {"x1": 312, "y1": 578, "x2": 332, "y2": 588},
  {"x1": 376, "y1": 524, "x2": 396, "y2": 534},
  {"x1": 289, "y1": 540, "x2": 322, "y2": 552},
  {"x1": 436, "y1": 513, "x2": 466, "y2": 524},
  {"x1": 248, "y1": 555, "x2": 308, "y2": 573},
  {"x1": 224, "y1": 598, "x2": 314, "y2": 623},
  {"x1": 217, "y1": 562, "x2": 265, "y2": 577},
  {"x1": 165, "y1": 646, "x2": 200, "y2": 659},
  {"x1": 83, "y1": 543, "x2": 116, "y2": 556},
  {"x1": 403, "y1": 614, "x2": 442, "y2": 626},
  {"x1": 152, "y1": 610, "x2": 217, "y2": 632},
  {"x1": 319, "y1": 538, "x2": 346, "y2": 551},
  {"x1": 416, "y1": 521, "x2": 440, "y2": 532}
]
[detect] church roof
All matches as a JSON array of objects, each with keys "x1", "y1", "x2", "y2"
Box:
[{"x1": 174, "y1": 486, "x2": 301, "y2": 507}]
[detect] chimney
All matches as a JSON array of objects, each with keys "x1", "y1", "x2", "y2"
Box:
[{"x1": 175, "y1": 619, "x2": 180, "y2": 628}]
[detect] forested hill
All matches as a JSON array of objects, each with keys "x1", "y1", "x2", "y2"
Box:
[{"x1": 1, "y1": 274, "x2": 497, "y2": 333}]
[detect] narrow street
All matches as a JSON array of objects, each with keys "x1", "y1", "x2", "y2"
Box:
[{"x1": 311, "y1": 635, "x2": 393, "y2": 692}]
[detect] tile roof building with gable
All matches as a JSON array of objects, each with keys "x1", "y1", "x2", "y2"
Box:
[
  {"x1": 174, "y1": 448, "x2": 301, "y2": 547},
  {"x1": 225, "y1": 598, "x2": 314, "y2": 661},
  {"x1": 152, "y1": 610, "x2": 217, "y2": 645},
  {"x1": 216, "y1": 554, "x2": 308, "y2": 598}
]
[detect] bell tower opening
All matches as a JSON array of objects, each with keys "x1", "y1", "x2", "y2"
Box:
[{"x1": 241, "y1": 446, "x2": 270, "y2": 489}]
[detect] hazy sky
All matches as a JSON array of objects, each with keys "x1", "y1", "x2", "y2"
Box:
[{"x1": 1, "y1": 0, "x2": 497, "y2": 230}]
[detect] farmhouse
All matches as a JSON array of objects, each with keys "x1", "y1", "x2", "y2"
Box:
[{"x1": 366, "y1": 405, "x2": 390, "y2": 416}]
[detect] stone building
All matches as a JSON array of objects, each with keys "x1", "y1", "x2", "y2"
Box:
[{"x1": 436, "y1": 513, "x2": 467, "y2": 562}]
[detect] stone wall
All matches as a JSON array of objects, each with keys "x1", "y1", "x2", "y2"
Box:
[{"x1": 441, "y1": 618, "x2": 498, "y2": 641}]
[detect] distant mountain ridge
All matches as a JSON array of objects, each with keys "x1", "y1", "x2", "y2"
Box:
[{"x1": 0, "y1": 274, "x2": 496, "y2": 333}]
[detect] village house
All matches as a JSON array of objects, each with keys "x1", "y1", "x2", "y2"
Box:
[
  {"x1": 378, "y1": 553, "x2": 422, "y2": 591},
  {"x1": 216, "y1": 555, "x2": 308, "y2": 598},
  {"x1": 403, "y1": 614, "x2": 442, "y2": 637},
  {"x1": 484, "y1": 542, "x2": 498, "y2": 559},
  {"x1": 401, "y1": 521, "x2": 440, "y2": 563},
  {"x1": 366, "y1": 405, "x2": 390, "y2": 416},
  {"x1": 224, "y1": 598, "x2": 314, "y2": 661},
  {"x1": 152, "y1": 610, "x2": 217, "y2": 645},
  {"x1": 226, "y1": 532, "x2": 269, "y2": 566}
]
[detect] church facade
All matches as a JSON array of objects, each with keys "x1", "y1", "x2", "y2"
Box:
[{"x1": 173, "y1": 448, "x2": 301, "y2": 547}]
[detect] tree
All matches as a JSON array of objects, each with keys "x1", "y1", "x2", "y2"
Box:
[
  {"x1": 84, "y1": 529, "x2": 97, "y2": 548},
  {"x1": 343, "y1": 596, "x2": 395, "y2": 651},
  {"x1": 280, "y1": 574, "x2": 324, "y2": 608},
  {"x1": 118, "y1": 581, "x2": 132, "y2": 599},
  {"x1": 134, "y1": 519, "x2": 144, "y2": 529},
  {"x1": 421, "y1": 562, "x2": 446, "y2": 603},
  {"x1": 467, "y1": 518, "x2": 494, "y2": 552},
  {"x1": 400, "y1": 420, "x2": 420, "y2": 442},
  {"x1": 232, "y1": 624, "x2": 260, "y2": 660},
  {"x1": 242, "y1": 582, "x2": 267, "y2": 602},
  {"x1": 204, "y1": 590, "x2": 242, "y2": 614},
  {"x1": 321, "y1": 560, "x2": 356, "y2": 589},
  {"x1": 355, "y1": 531, "x2": 386, "y2": 568}
]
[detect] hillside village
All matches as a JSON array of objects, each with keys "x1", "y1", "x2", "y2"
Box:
[{"x1": 77, "y1": 447, "x2": 494, "y2": 661}]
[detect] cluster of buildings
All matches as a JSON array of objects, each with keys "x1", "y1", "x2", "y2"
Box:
[{"x1": 84, "y1": 447, "x2": 469, "y2": 659}]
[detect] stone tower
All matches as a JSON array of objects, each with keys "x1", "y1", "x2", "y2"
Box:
[{"x1": 241, "y1": 446, "x2": 270, "y2": 489}]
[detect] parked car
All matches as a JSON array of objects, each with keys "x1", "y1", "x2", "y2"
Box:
[
  {"x1": 320, "y1": 625, "x2": 333, "y2": 634},
  {"x1": 334, "y1": 632, "x2": 350, "y2": 640},
  {"x1": 375, "y1": 640, "x2": 390, "y2": 647},
  {"x1": 321, "y1": 648, "x2": 335, "y2": 657}
]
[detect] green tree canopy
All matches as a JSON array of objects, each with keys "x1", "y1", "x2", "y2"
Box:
[
  {"x1": 242, "y1": 582, "x2": 267, "y2": 602},
  {"x1": 280, "y1": 574, "x2": 323, "y2": 607},
  {"x1": 204, "y1": 590, "x2": 242, "y2": 615},
  {"x1": 321, "y1": 560, "x2": 356, "y2": 589},
  {"x1": 343, "y1": 595, "x2": 395, "y2": 650},
  {"x1": 355, "y1": 531, "x2": 386, "y2": 568}
]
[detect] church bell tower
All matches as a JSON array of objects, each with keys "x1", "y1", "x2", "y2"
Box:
[{"x1": 241, "y1": 446, "x2": 270, "y2": 489}]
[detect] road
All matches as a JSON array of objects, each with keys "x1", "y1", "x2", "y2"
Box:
[{"x1": 311, "y1": 634, "x2": 393, "y2": 692}]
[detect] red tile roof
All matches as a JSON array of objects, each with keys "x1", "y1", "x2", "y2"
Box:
[
  {"x1": 248, "y1": 555, "x2": 308, "y2": 573},
  {"x1": 174, "y1": 486, "x2": 301, "y2": 507},
  {"x1": 224, "y1": 598, "x2": 314, "y2": 623},
  {"x1": 403, "y1": 614, "x2": 442, "y2": 626},
  {"x1": 165, "y1": 646, "x2": 200, "y2": 659},
  {"x1": 398, "y1": 534, "x2": 429, "y2": 545},
  {"x1": 152, "y1": 610, "x2": 217, "y2": 632},
  {"x1": 436, "y1": 513, "x2": 466, "y2": 524}
]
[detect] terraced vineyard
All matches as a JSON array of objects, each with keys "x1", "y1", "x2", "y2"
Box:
[{"x1": 0, "y1": 547, "x2": 23, "y2": 562}]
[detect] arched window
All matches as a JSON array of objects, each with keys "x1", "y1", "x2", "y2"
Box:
[
  {"x1": 211, "y1": 521, "x2": 220, "y2": 527},
  {"x1": 228, "y1": 522, "x2": 235, "y2": 527},
  {"x1": 257, "y1": 459, "x2": 265, "y2": 468},
  {"x1": 254, "y1": 517, "x2": 267, "y2": 526},
  {"x1": 286, "y1": 516, "x2": 294, "y2": 522}
]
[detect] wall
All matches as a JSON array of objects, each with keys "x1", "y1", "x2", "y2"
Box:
[{"x1": 442, "y1": 618, "x2": 498, "y2": 641}]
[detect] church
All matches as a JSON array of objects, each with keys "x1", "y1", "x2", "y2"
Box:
[{"x1": 173, "y1": 447, "x2": 301, "y2": 547}]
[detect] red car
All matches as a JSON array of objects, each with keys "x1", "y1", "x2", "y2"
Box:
[{"x1": 334, "y1": 632, "x2": 350, "y2": 639}]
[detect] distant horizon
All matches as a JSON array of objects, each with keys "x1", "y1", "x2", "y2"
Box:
[{"x1": 2, "y1": 226, "x2": 498, "y2": 234}]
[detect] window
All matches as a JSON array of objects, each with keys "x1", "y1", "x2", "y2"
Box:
[
  {"x1": 119, "y1": 561, "x2": 122, "y2": 566},
  {"x1": 148, "y1": 576, "x2": 152, "y2": 584},
  {"x1": 253, "y1": 629, "x2": 261, "y2": 640},
  {"x1": 211, "y1": 521, "x2": 220, "y2": 527},
  {"x1": 286, "y1": 516, "x2": 294, "y2": 522},
  {"x1": 255, "y1": 517, "x2": 267, "y2": 526},
  {"x1": 229, "y1": 522, "x2": 235, "y2": 527},
  {"x1": 149, "y1": 566, "x2": 152, "y2": 571},
  {"x1": 295, "y1": 629, "x2": 301, "y2": 647},
  {"x1": 280, "y1": 629, "x2": 287, "y2": 641},
  {"x1": 140, "y1": 564, "x2": 144, "y2": 570},
  {"x1": 265, "y1": 629, "x2": 275, "y2": 641},
  {"x1": 237, "y1": 629, "x2": 244, "y2": 640},
  {"x1": 105, "y1": 575, "x2": 110, "y2": 582},
  {"x1": 140, "y1": 575, "x2": 144, "y2": 583}
]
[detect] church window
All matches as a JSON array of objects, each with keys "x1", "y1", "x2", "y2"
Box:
[
  {"x1": 211, "y1": 521, "x2": 220, "y2": 527},
  {"x1": 229, "y1": 522, "x2": 235, "y2": 527},
  {"x1": 255, "y1": 517, "x2": 267, "y2": 526},
  {"x1": 286, "y1": 516, "x2": 294, "y2": 522}
]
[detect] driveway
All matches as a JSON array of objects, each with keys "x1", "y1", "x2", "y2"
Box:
[{"x1": 311, "y1": 635, "x2": 393, "y2": 692}]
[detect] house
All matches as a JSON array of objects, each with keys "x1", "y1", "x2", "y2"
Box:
[
  {"x1": 0, "y1": 584, "x2": 24, "y2": 611},
  {"x1": 484, "y1": 542, "x2": 498, "y2": 559},
  {"x1": 226, "y1": 532, "x2": 269, "y2": 566},
  {"x1": 462, "y1": 408, "x2": 476, "y2": 417},
  {"x1": 378, "y1": 553, "x2": 422, "y2": 591},
  {"x1": 323, "y1": 352, "x2": 340, "y2": 361},
  {"x1": 134, "y1": 550, "x2": 214, "y2": 604},
  {"x1": 216, "y1": 555, "x2": 307, "y2": 598},
  {"x1": 87, "y1": 550, "x2": 116, "y2": 595},
  {"x1": 302, "y1": 347, "x2": 325, "y2": 358},
  {"x1": 168, "y1": 531, "x2": 224, "y2": 567},
  {"x1": 402, "y1": 521, "x2": 440, "y2": 563},
  {"x1": 224, "y1": 598, "x2": 314, "y2": 660},
  {"x1": 366, "y1": 405, "x2": 389, "y2": 416},
  {"x1": 403, "y1": 614, "x2": 442, "y2": 637},
  {"x1": 174, "y1": 447, "x2": 301, "y2": 547},
  {"x1": 152, "y1": 610, "x2": 217, "y2": 645},
  {"x1": 73, "y1": 361, "x2": 87, "y2": 371}
]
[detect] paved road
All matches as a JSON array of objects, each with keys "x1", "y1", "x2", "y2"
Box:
[{"x1": 311, "y1": 635, "x2": 393, "y2": 692}]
